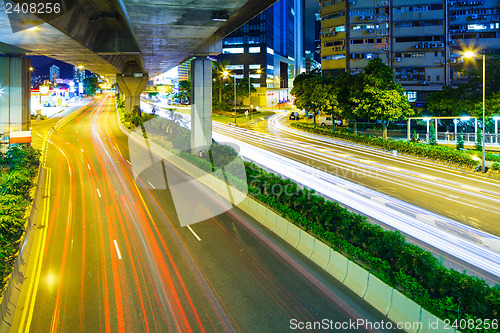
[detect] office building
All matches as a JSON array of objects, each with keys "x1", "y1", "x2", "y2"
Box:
[
  {"x1": 217, "y1": 0, "x2": 304, "y2": 106},
  {"x1": 178, "y1": 59, "x2": 192, "y2": 82},
  {"x1": 49, "y1": 64, "x2": 60, "y2": 83},
  {"x1": 319, "y1": 0, "x2": 500, "y2": 104},
  {"x1": 73, "y1": 65, "x2": 86, "y2": 83}
]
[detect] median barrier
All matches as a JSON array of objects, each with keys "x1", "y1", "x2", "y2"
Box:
[
  {"x1": 387, "y1": 289, "x2": 422, "y2": 333},
  {"x1": 274, "y1": 216, "x2": 289, "y2": 238},
  {"x1": 343, "y1": 261, "x2": 369, "y2": 298},
  {"x1": 255, "y1": 202, "x2": 268, "y2": 223},
  {"x1": 309, "y1": 240, "x2": 331, "y2": 269},
  {"x1": 284, "y1": 223, "x2": 301, "y2": 248},
  {"x1": 418, "y1": 308, "x2": 454, "y2": 333},
  {"x1": 325, "y1": 250, "x2": 348, "y2": 283},
  {"x1": 363, "y1": 273, "x2": 393, "y2": 316},
  {"x1": 263, "y1": 210, "x2": 278, "y2": 231},
  {"x1": 236, "y1": 196, "x2": 250, "y2": 214},
  {"x1": 296, "y1": 231, "x2": 315, "y2": 258}
]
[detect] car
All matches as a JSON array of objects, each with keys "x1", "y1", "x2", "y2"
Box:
[
  {"x1": 289, "y1": 111, "x2": 300, "y2": 120},
  {"x1": 318, "y1": 116, "x2": 342, "y2": 126}
]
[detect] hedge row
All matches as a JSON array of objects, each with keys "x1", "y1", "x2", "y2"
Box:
[
  {"x1": 0, "y1": 146, "x2": 40, "y2": 296},
  {"x1": 291, "y1": 123, "x2": 479, "y2": 168}
]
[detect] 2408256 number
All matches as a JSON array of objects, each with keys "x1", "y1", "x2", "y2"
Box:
[
  {"x1": 5, "y1": 2, "x2": 61, "y2": 14},
  {"x1": 444, "y1": 318, "x2": 498, "y2": 331}
]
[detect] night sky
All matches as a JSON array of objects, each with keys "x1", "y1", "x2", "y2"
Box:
[{"x1": 28, "y1": 55, "x2": 88, "y2": 79}]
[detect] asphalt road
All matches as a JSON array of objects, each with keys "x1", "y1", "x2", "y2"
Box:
[{"x1": 26, "y1": 95, "x2": 401, "y2": 332}]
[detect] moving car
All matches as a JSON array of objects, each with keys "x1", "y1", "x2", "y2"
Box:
[
  {"x1": 318, "y1": 116, "x2": 342, "y2": 126},
  {"x1": 289, "y1": 111, "x2": 300, "y2": 120}
]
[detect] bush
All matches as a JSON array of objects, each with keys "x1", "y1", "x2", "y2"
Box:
[
  {"x1": 491, "y1": 162, "x2": 500, "y2": 171},
  {"x1": 291, "y1": 123, "x2": 479, "y2": 168},
  {"x1": 456, "y1": 132, "x2": 465, "y2": 150},
  {"x1": 0, "y1": 145, "x2": 40, "y2": 296}
]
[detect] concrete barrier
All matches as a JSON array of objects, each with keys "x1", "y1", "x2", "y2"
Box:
[
  {"x1": 309, "y1": 240, "x2": 331, "y2": 269},
  {"x1": 325, "y1": 250, "x2": 348, "y2": 283},
  {"x1": 284, "y1": 223, "x2": 301, "y2": 248},
  {"x1": 343, "y1": 261, "x2": 369, "y2": 298},
  {"x1": 363, "y1": 273, "x2": 393, "y2": 316},
  {"x1": 296, "y1": 231, "x2": 315, "y2": 258},
  {"x1": 255, "y1": 202, "x2": 268, "y2": 223},
  {"x1": 274, "y1": 216, "x2": 289, "y2": 238},
  {"x1": 263, "y1": 210, "x2": 277, "y2": 231},
  {"x1": 418, "y1": 308, "x2": 454, "y2": 333},
  {"x1": 387, "y1": 290, "x2": 422, "y2": 333},
  {"x1": 236, "y1": 196, "x2": 250, "y2": 214}
]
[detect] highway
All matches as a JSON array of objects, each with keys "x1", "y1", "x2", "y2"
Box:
[
  {"x1": 202, "y1": 113, "x2": 500, "y2": 283},
  {"x1": 23, "y1": 95, "x2": 400, "y2": 332}
]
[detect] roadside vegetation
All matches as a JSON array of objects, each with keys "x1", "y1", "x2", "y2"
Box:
[
  {"x1": 117, "y1": 104, "x2": 499, "y2": 332},
  {"x1": 291, "y1": 122, "x2": 479, "y2": 169},
  {"x1": 0, "y1": 145, "x2": 41, "y2": 296}
]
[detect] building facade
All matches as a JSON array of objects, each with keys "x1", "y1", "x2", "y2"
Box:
[
  {"x1": 217, "y1": 0, "x2": 303, "y2": 106},
  {"x1": 49, "y1": 64, "x2": 60, "y2": 83},
  {"x1": 73, "y1": 66, "x2": 86, "y2": 83},
  {"x1": 319, "y1": 0, "x2": 500, "y2": 104}
]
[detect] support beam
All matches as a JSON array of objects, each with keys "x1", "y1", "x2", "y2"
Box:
[
  {"x1": 115, "y1": 74, "x2": 149, "y2": 114},
  {"x1": 191, "y1": 57, "x2": 213, "y2": 154},
  {"x1": 0, "y1": 56, "x2": 31, "y2": 144}
]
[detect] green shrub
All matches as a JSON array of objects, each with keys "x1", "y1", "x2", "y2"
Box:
[
  {"x1": 456, "y1": 132, "x2": 465, "y2": 150},
  {"x1": 492, "y1": 162, "x2": 500, "y2": 171}
]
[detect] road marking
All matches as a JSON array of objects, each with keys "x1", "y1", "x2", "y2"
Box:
[
  {"x1": 87, "y1": 164, "x2": 91, "y2": 170},
  {"x1": 81, "y1": 149, "x2": 84, "y2": 153},
  {"x1": 113, "y1": 240, "x2": 122, "y2": 259},
  {"x1": 148, "y1": 181, "x2": 156, "y2": 189},
  {"x1": 126, "y1": 160, "x2": 131, "y2": 166},
  {"x1": 97, "y1": 188, "x2": 101, "y2": 198},
  {"x1": 113, "y1": 147, "x2": 117, "y2": 151},
  {"x1": 187, "y1": 225, "x2": 201, "y2": 241}
]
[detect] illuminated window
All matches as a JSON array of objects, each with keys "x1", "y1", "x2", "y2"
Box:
[
  {"x1": 223, "y1": 48, "x2": 244, "y2": 54},
  {"x1": 249, "y1": 47, "x2": 261, "y2": 53}
]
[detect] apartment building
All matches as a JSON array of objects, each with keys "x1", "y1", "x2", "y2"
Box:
[{"x1": 319, "y1": 0, "x2": 500, "y2": 104}]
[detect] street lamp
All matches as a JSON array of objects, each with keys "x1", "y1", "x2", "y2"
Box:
[
  {"x1": 248, "y1": 69, "x2": 261, "y2": 119},
  {"x1": 464, "y1": 50, "x2": 486, "y2": 173},
  {"x1": 223, "y1": 70, "x2": 237, "y2": 124}
]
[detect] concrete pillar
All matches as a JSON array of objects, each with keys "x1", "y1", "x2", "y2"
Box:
[
  {"x1": 115, "y1": 74, "x2": 149, "y2": 114},
  {"x1": 434, "y1": 118, "x2": 438, "y2": 141},
  {"x1": 0, "y1": 56, "x2": 31, "y2": 138},
  {"x1": 407, "y1": 119, "x2": 411, "y2": 141},
  {"x1": 190, "y1": 57, "x2": 213, "y2": 154},
  {"x1": 426, "y1": 120, "x2": 430, "y2": 142}
]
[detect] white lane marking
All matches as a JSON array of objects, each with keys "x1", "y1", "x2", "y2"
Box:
[
  {"x1": 126, "y1": 160, "x2": 131, "y2": 166},
  {"x1": 113, "y1": 240, "x2": 122, "y2": 259},
  {"x1": 113, "y1": 147, "x2": 117, "y2": 151},
  {"x1": 87, "y1": 164, "x2": 91, "y2": 170},
  {"x1": 81, "y1": 149, "x2": 84, "y2": 153},
  {"x1": 97, "y1": 188, "x2": 101, "y2": 198},
  {"x1": 187, "y1": 225, "x2": 201, "y2": 241},
  {"x1": 148, "y1": 181, "x2": 156, "y2": 189}
]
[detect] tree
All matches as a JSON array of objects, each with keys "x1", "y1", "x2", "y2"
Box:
[
  {"x1": 83, "y1": 77, "x2": 98, "y2": 96},
  {"x1": 175, "y1": 79, "x2": 191, "y2": 103},
  {"x1": 429, "y1": 123, "x2": 437, "y2": 145},
  {"x1": 475, "y1": 128, "x2": 483, "y2": 151},
  {"x1": 456, "y1": 131, "x2": 464, "y2": 150},
  {"x1": 352, "y1": 79, "x2": 413, "y2": 140}
]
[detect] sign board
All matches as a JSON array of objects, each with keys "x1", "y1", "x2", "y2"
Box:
[{"x1": 9, "y1": 131, "x2": 32, "y2": 144}]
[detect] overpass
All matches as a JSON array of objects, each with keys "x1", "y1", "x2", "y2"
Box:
[{"x1": 0, "y1": 0, "x2": 276, "y2": 152}]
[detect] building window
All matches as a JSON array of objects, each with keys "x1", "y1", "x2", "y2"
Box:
[
  {"x1": 406, "y1": 91, "x2": 417, "y2": 102},
  {"x1": 249, "y1": 47, "x2": 261, "y2": 53},
  {"x1": 267, "y1": 47, "x2": 275, "y2": 55},
  {"x1": 322, "y1": 54, "x2": 346, "y2": 61},
  {"x1": 248, "y1": 36, "x2": 261, "y2": 44},
  {"x1": 226, "y1": 65, "x2": 244, "y2": 70},
  {"x1": 249, "y1": 64, "x2": 261, "y2": 69},
  {"x1": 223, "y1": 48, "x2": 244, "y2": 54}
]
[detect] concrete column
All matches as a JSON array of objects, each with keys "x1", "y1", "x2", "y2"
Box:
[
  {"x1": 434, "y1": 118, "x2": 438, "y2": 141},
  {"x1": 115, "y1": 74, "x2": 149, "y2": 114},
  {"x1": 191, "y1": 57, "x2": 213, "y2": 154},
  {"x1": 0, "y1": 56, "x2": 31, "y2": 137},
  {"x1": 426, "y1": 120, "x2": 430, "y2": 141},
  {"x1": 407, "y1": 119, "x2": 411, "y2": 141}
]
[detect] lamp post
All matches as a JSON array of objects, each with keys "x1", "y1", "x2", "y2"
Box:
[
  {"x1": 464, "y1": 51, "x2": 486, "y2": 172},
  {"x1": 223, "y1": 70, "x2": 237, "y2": 124}
]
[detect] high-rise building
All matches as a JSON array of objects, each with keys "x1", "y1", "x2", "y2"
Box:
[
  {"x1": 178, "y1": 59, "x2": 192, "y2": 82},
  {"x1": 319, "y1": 0, "x2": 500, "y2": 104},
  {"x1": 217, "y1": 0, "x2": 304, "y2": 106},
  {"x1": 49, "y1": 64, "x2": 60, "y2": 83},
  {"x1": 73, "y1": 65, "x2": 86, "y2": 83}
]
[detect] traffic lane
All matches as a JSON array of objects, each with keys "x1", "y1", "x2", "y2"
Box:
[
  {"x1": 273, "y1": 115, "x2": 500, "y2": 195},
  {"x1": 133, "y1": 157, "x2": 400, "y2": 333},
  {"x1": 214, "y1": 125, "x2": 500, "y2": 236}
]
